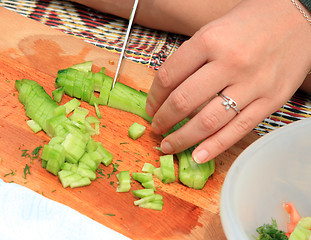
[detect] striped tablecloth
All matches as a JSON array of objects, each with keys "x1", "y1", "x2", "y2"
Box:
[{"x1": 1, "y1": 0, "x2": 310, "y2": 135}]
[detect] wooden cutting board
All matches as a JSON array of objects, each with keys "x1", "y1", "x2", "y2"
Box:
[{"x1": 0, "y1": 7, "x2": 260, "y2": 240}]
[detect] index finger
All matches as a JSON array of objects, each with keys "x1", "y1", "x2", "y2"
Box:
[{"x1": 146, "y1": 30, "x2": 211, "y2": 117}]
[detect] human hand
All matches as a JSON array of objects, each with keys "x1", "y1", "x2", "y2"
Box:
[{"x1": 146, "y1": 0, "x2": 311, "y2": 163}]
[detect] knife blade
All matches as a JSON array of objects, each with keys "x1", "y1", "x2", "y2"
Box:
[{"x1": 111, "y1": 0, "x2": 140, "y2": 89}]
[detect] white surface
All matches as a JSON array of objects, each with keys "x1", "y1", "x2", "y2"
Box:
[
  {"x1": 0, "y1": 179, "x2": 131, "y2": 240},
  {"x1": 220, "y1": 117, "x2": 311, "y2": 240}
]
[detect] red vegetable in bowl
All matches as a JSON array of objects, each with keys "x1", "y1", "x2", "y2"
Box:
[{"x1": 283, "y1": 202, "x2": 301, "y2": 236}]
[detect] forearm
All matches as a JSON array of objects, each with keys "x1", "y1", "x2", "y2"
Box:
[{"x1": 71, "y1": 0, "x2": 241, "y2": 36}]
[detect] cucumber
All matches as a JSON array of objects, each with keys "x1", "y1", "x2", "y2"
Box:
[
  {"x1": 133, "y1": 194, "x2": 164, "y2": 211},
  {"x1": 142, "y1": 163, "x2": 156, "y2": 173},
  {"x1": 77, "y1": 165, "x2": 97, "y2": 180},
  {"x1": 289, "y1": 225, "x2": 311, "y2": 240},
  {"x1": 41, "y1": 144, "x2": 66, "y2": 175},
  {"x1": 94, "y1": 143, "x2": 114, "y2": 166},
  {"x1": 70, "y1": 61, "x2": 93, "y2": 72},
  {"x1": 159, "y1": 155, "x2": 176, "y2": 184},
  {"x1": 152, "y1": 167, "x2": 162, "y2": 181},
  {"x1": 116, "y1": 170, "x2": 131, "y2": 193},
  {"x1": 52, "y1": 87, "x2": 65, "y2": 103},
  {"x1": 164, "y1": 118, "x2": 215, "y2": 189},
  {"x1": 69, "y1": 107, "x2": 89, "y2": 123},
  {"x1": 69, "y1": 177, "x2": 91, "y2": 188},
  {"x1": 64, "y1": 98, "x2": 81, "y2": 115},
  {"x1": 108, "y1": 82, "x2": 152, "y2": 123},
  {"x1": 26, "y1": 120, "x2": 42, "y2": 133},
  {"x1": 132, "y1": 172, "x2": 153, "y2": 183},
  {"x1": 132, "y1": 189, "x2": 154, "y2": 198},
  {"x1": 132, "y1": 172, "x2": 156, "y2": 190},
  {"x1": 128, "y1": 122, "x2": 146, "y2": 140}
]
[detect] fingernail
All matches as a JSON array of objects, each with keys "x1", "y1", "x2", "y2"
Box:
[
  {"x1": 161, "y1": 140, "x2": 174, "y2": 154},
  {"x1": 145, "y1": 103, "x2": 155, "y2": 117},
  {"x1": 193, "y1": 149, "x2": 209, "y2": 163}
]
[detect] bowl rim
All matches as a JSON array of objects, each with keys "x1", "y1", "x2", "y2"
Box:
[{"x1": 220, "y1": 117, "x2": 311, "y2": 240}]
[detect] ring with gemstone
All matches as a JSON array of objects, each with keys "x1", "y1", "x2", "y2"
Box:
[{"x1": 218, "y1": 93, "x2": 240, "y2": 114}]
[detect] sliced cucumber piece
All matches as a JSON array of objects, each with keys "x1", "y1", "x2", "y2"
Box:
[
  {"x1": 132, "y1": 189, "x2": 154, "y2": 198},
  {"x1": 159, "y1": 155, "x2": 176, "y2": 184},
  {"x1": 64, "y1": 98, "x2": 81, "y2": 115},
  {"x1": 52, "y1": 86, "x2": 65, "y2": 103},
  {"x1": 128, "y1": 122, "x2": 146, "y2": 140},
  {"x1": 70, "y1": 61, "x2": 93, "y2": 72},
  {"x1": 116, "y1": 170, "x2": 131, "y2": 193},
  {"x1": 108, "y1": 82, "x2": 152, "y2": 123},
  {"x1": 142, "y1": 163, "x2": 156, "y2": 173},
  {"x1": 26, "y1": 120, "x2": 42, "y2": 133}
]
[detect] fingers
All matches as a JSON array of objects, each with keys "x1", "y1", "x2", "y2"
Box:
[
  {"x1": 146, "y1": 30, "x2": 211, "y2": 118},
  {"x1": 151, "y1": 62, "x2": 230, "y2": 135},
  {"x1": 160, "y1": 86, "x2": 258, "y2": 154},
  {"x1": 191, "y1": 97, "x2": 282, "y2": 163}
]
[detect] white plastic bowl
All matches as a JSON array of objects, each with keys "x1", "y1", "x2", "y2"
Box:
[{"x1": 220, "y1": 117, "x2": 311, "y2": 240}]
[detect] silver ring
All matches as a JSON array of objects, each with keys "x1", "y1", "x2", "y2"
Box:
[{"x1": 218, "y1": 93, "x2": 240, "y2": 114}]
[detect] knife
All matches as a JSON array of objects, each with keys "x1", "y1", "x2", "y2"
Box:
[{"x1": 111, "y1": 0, "x2": 140, "y2": 89}]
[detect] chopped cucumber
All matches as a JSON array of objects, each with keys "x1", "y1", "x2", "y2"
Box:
[
  {"x1": 159, "y1": 155, "x2": 176, "y2": 184},
  {"x1": 132, "y1": 172, "x2": 156, "y2": 190},
  {"x1": 142, "y1": 163, "x2": 156, "y2": 173},
  {"x1": 26, "y1": 120, "x2": 42, "y2": 133},
  {"x1": 134, "y1": 194, "x2": 163, "y2": 206},
  {"x1": 53, "y1": 105, "x2": 67, "y2": 117},
  {"x1": 108, "y1": 82, "x2": 152, "y2": 123},
  {"x1": 41, "y1": 144, "x2": 65, "y2": 175},
  {"x1": 152, "y1": 167, "x2": 163, "y2": 182},
  {"x1": 86, "y1": 116, "x2": 100, "y2": 124},
  {"x1": 128, "y1": 122, "x2": 146, "y2": 140},
  {"x1": 137, "y1": 202, "x2": 163, "y2": 211},
  {"x1": 164, "y1": 118, "x2": 215, "y2": 189},
  {"x1": 52, "y1": 86, "x2": 65, "y2": 103},
  {"x1": 133, "y1": 194, "x2": 164, "y2": 211},
  {"x1": 116, "y1": 170, "x2": 131, "y2": 193},
  {"x1": 77, "y1": 165, "x2": 96, "y2": 181},
  {"x1": 95, "y1": 143, "x2": 113, "y2": 166},
  {"x1": 132, "y1": 172, "x2": 153, "y2": 183},
  {"x1": 70, "y1": 177, "x2": 91, "y2": 188},
  {"x1": 132, "y1": 189, "x2": 154, "y2": 198},
  {"x1": 70, "y1": 61, "x2": 93, "y2": 72},
  {"x1": 69, "y1": 107, "x2": 89, "y2": 123},
  {"x1": 64, "y1": 98, "x2": 81, "y2": 115}
]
